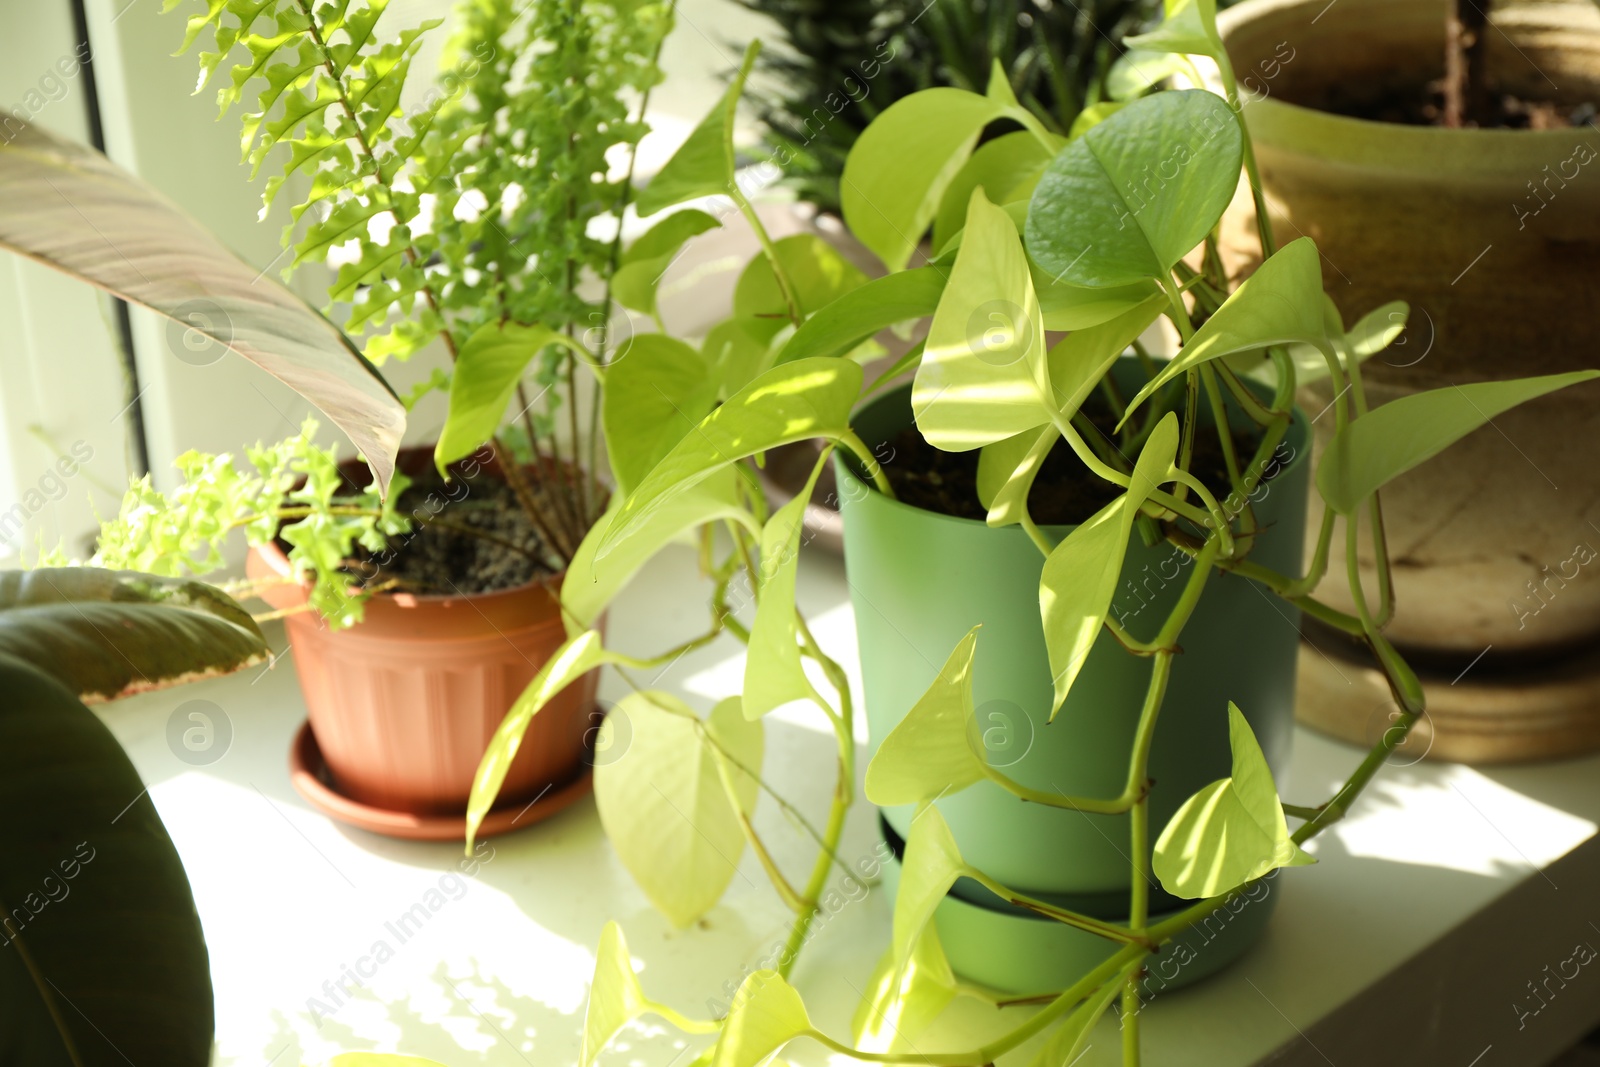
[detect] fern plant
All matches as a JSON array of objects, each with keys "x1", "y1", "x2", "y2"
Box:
[{"x1": 165, "y1": 0, "x2": 675, "y2": 563}]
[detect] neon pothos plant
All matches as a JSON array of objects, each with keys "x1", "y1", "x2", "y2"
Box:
[{"x1": 463, "y1": 5, "x2": 1598, "y2": 1067}]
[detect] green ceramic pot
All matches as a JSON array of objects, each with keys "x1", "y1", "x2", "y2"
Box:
[
  {"x1": 837, "y1": 363, "x2": 1311, "y2": 914},
  {"x1": 878, "y1": 817, "x2": 1280, "y2": 997}
]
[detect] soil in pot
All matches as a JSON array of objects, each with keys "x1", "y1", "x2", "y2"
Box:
[
  {"x1": 334, "y1": 456, "x2": 587, "y2": 596},
  {"x1": 881, "y1": 396, "x2": 1262, "y2": 524}
]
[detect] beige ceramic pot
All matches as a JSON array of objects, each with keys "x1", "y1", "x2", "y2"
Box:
[{"x1": 1219, "y1": 0, "x2": 1600, "y2": 661}]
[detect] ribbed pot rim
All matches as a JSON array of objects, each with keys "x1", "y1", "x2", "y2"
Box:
[{"x1": 1217, "y1": 0, "x2": 1600, "y2": 172}]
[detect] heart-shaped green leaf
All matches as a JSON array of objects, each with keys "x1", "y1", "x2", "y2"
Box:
[
  {"x1": 891, "y1": 805, "x2": 966, "y2": 971},
  {"x1": 733, "y1": 233, "x2": 869, "y2": 321},
  {"x1": 776, "y1": 268, "x2": 947, "y2": 366},
  {"x1": 1108, "y1": 49, "x2": 1198, "y2": 100},
  {"x1": 865, "y1": 628, "x2": 987, "y2": 806},
  {"x1": 712, "y1": 971, "x2": 813, "y2": 1067},
  {"x1": 596, "y1": 695, "x2": 762, "y2": 926},
  {"x1": 0, "y1": 569, "x2": 268, "y2": 703},
  {"x1": 1122, "y1": 238, "x2": 1327, "y2": 426},
  {"x1": 914, "y1": 188, "x2": 1052, "y2": 451},
  {"x1": 468, "y1": 630, "x2": 615, "y2": 845},
  {"x1": 705, "y1": 316, "x2": 789, "y2": 398},
  {"x1": 613, "y1": 209, "x2": 723, "y2": 317},
  {"x1": 1041, "y1": 415, "x2": 1178, "y2": 716},
  {"x1": 744, "y1": 452, "x2": 830, "y2": 719},
  {"x1": 1046, "y1": 293, "x2": 1168, "y2": 422},
  {"x1": 1025, "y1": 90, "x2": 1241, "y2": 288},
  {"x1": 435, "y1": 321, "x2": 586, "y2": 472},
  {"x1": 0, "y1": 125, "x2": 405, "y2": 492},
  {"x1": 561, "y1": 473, "x2": 755, "y2": 638},
  {"x1": 933, "y1": 131, "x2": 1053, "y2": 251},
  {"x1": 1316, "y1": 370, "x2": 1600, "y2": 514},
  {"x1": 1124, "y1": 0, "x2": 1224, "y2": 63},
  {"x1": 603, "y1": 334, "x2": 718, "y2": 497},
  {"x1": 581, "y1": 922, "x2": 649, "y2": 1067},
  {"x1": 842, "y1": 88, "x2": 1017, "y2": 272},
  {"x1": 636, "y1": 43, "x2": 756, "y2": 217},
  {"x1": 977, "y1": 427, "x2": 1058, "y2": 528},
  {"x1": 1154, "y1": 703, "x2": 1314, "y2": 899},
  {"x1": 596, "y1": 358, "x2": 863, "y2": 559},
  {"x1": 852, "y1": 926, "x2": 957, "y2": 1054}
]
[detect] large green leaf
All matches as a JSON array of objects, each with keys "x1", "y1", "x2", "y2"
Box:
[
  {"x1": 1243, "y1": 299, "x2": 1410, "y2": 388},
  {"x1": 0, "y1": 124, "x2": 405, "y2": 492},
  {"x1": 1316, "y1": 370, "x2": 1600, "y2": 514},
  {"x1": 613, "y1": 209, "x2": 723, "y2": 317},
  {"x1": 842, "y1": 88, "x2": 1017, "y2": 272},
  {"x1": 595, "y1": 694, "x2": 762, "y2": 927},
  {"x1": 1154, "y1": 703, "x2": 1314, "y2": 899},
  {"x1": 1125, "y1": 0, "x2": 1224, "y2": 62},
  {"x1": 1040, "y1": 415, "x2": 1178, "y2": 716},
  {"x1": 852, "y1": 926, "x2": 957, "y2": 1055},
  {"x1": 0, "y1": 654, "x2": 212, "y2": 1065},
  {"x1": 914, "y1": 189, "x2": 1051, "y2": 451},
  {"x1": 776, "y1": 268, "x2": 947, "y2": 366},
  {"x1": 1034, "y1": 272, "x2": 1163, "y2": 333},
  {"x1": 977, "y1": 427, "x2": 1057, "y2": 528},
  {"x1": 1122, "y1": 238, "x2": 1327, "y2": 425},
  {"x1": 890, "y1": 806, "x2": 966, "y2": 972},
  {"x1": 705, "y1": 316, "x2": 789, "y2": 398},
  {"x1": 603, "y1": 334, "x2": 718, "y2": 497},
  {"x1": 467, "y1": 631, "x2": 615, "y2": 845},
  {"x1": 1024, "y1": 90, "x2": 1241, "y2": 288},
  {"x1": 434, "y1": 321, "x2": 585, "y2": 472},
  {"x1": 933, "y1": 131, "x2": 1053, "y2": 251},
  {"x1": 733, "y1": 233, "x2": 869, "y2": 321},
  {"x1": 713, "y1": 971, "x2": 813, "y2": 1067},
  {"x1": 635, "y1": 43, "x2": 757, "y2": 217},
  {"x1": 865, "y1": 629, "x2": 987, "y2": 806},
  {"x1": 0, "y1": 569, "x2": 268, "y2": 703},
  {"x1": 581, "y1": 922, "x2": 650, "y2": 1067},
  {"x1": 596, "y1": 358, "x2": 864, "y2": 559},
  {"x1": 561, "y1": 472, "x2": 755, "y2": 638},
  {"x1": 1046, "y1": 293, "x2": 1168, "y2": 421},
  {"x1": 579, "y1": 921, "x2": 715, "y2": 1066},
  {"x1": 743, "y1": 453, "x2": 829, "y2": 720}
]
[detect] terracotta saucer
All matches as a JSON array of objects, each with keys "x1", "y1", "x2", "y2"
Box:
[{"x1": 288, "y1": 721, "x2": 593, "y2": 840}]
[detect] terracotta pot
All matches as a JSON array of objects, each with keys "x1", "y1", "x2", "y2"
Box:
[
  {"x1": 1218, "y1": 0, "x2": 1600, "y2": 661},
  {"x1": 247, "y1": 450, "x2": 600, "y2": 816}
]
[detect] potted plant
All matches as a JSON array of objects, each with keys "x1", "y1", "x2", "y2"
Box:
[
  {"x1": 125, "y1": 0, "x2": 684, "y2": 834},
  {"x1": 455, "y1": 1, "x2": 1598, "y2": 1063},
  {"x1": 1213, "y1": 0, "x2": 1600, "y2": 761}
]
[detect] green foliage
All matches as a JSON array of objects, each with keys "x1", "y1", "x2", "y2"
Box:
[
  {"x1": 169, "y1": 0, "x2": 673, "y2": 476},
  {"x1": 594, "y1": 694, "x2": 763, "y2": 926},
  {"x1": 864, "y1": 628, "x2": 988, "y2": 806},
  {"x1": 743, "y1": 453, "x2": 830, "y2": 719},
  {"x1": 84, "y1": 419, "x2": 411, "y2": 627},
  {"x1": 1153, "y1": 704, "x2": 1314, "y2": 898},
  {"x1": 1041, "y1": 414, "x2": 1177, "y2": 715},
  {"x1": 0, "y1": 568, "x2": 268, "y2": 703},
  {"x1": 1317, "y1": 370, "x2": 1600, "y2": 515},
  {"x1": 733, "y1": 0, "x2": 1165, "y2": 213},
  {"x1": 0, "y1": 570, "x2": 265, "y2": 1063},
  {"x1": 1025, "y1": 89, "x2": 1242, "y2": 286}
]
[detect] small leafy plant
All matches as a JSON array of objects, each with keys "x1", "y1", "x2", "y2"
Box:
[
  {"x1": 149, "y1": 0, "x2": 677, "y2": 587},
  {"x1": 459, "y1": 1, "x2": 1598, "y2": 1064}
]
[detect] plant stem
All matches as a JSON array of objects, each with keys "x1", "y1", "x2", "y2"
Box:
[{"x1": 838, "y1": 430, "x2": 896, "y2": 499}]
